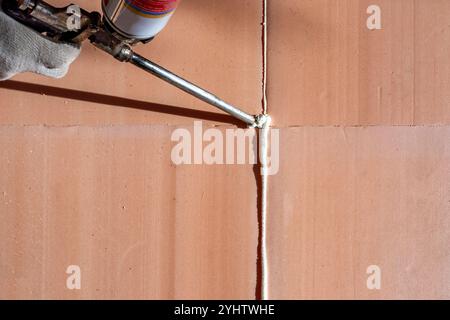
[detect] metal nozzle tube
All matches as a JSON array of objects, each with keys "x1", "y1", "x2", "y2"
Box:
[{"x1": 127, "y1": 52, "x2": 258, "y2": 127}]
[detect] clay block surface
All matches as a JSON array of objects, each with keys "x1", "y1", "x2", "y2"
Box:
[
  {"x1": 268, "y1": 126, "x2": 450, "y2": 299},
  {"x1": 0, "y1": 0, "x2": 263, "y2": 126},
  {"x1": 268, "y1": 0, "x2": 450, "y2": 126},
  {"x1": 0, "y1": 125, "x2": 257, "y2": 299},
  {"x1": 1, "y1": 0, "x2": 450, "y2": 301}
]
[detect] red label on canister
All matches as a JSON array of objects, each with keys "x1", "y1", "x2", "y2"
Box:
[{"x1": 124, "y1": 0, "x2": 179, "y2": 15}]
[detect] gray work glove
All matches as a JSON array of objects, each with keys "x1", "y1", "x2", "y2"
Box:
[{"x1": 0, "y1": 0, "x2": 80, "y2": 80}]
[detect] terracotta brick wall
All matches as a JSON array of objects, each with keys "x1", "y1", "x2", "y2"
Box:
[
  {"x1": 0, "y1": 0, "x2": 449, "y2": 299},
  {"x1": 267, "y1": 0, "x2": 450, "y2": 299}
]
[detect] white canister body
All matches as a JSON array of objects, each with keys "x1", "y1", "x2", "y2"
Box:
[{"x1": 102, "y1": 0, "x2": 180, "y2": 40}]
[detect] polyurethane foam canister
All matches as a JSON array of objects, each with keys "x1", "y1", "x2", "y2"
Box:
[{"x1": 102, "y1": 0, "x2": 180, "y2": 40}]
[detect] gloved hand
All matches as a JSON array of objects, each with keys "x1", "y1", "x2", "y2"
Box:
[{"x1": 0, "y1": 0, "x2": 80, "y2": 80}]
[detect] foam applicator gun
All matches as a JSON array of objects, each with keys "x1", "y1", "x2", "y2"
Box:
[{"x1": 2, "y1": 0, "x2": 268, "y2": 128}]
